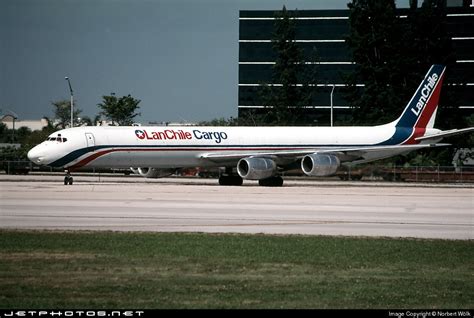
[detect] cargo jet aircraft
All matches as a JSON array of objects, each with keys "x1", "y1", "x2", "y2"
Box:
[{"x1": 28, "y1": 65, "x2": 474, "y2": 186}]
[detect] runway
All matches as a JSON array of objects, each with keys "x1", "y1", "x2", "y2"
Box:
[{"x1": 0, "y1": 175, "x2": 472, "y2": 239}]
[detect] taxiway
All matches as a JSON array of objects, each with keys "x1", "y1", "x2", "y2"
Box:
[{"x1": 0, "y1": 174, "x2": 472, "y2": 239}]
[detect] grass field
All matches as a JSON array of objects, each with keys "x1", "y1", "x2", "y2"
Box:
[{"x1": 0, "y1": 230, "x2": 472, "y2": 309}]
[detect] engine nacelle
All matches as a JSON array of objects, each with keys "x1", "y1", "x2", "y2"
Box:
[
  {"x1": 301, "y1": 153, "x2": 340, "y2": 177},
  {"x1": 130, "y1": 167, "x2": 175, "y2": 178},
  {"x1": 237, "y1": 157, "x2": 277, "y2": 180}
]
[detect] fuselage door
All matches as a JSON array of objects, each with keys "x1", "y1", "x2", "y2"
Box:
[{"x1": 85, "y1": 133, "x2": 95, "y2": 148}]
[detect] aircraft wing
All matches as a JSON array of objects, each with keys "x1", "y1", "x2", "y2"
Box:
[
  {"x1": 200, "y1": 143, "x2": 450, "y2": 164},
  {"x1": 415, "y1": 127, "x2": 474, "y2": 142}
]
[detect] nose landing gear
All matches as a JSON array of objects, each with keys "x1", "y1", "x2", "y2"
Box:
[{"x1": 64, "y1": 170, "x2": 73, "y2": 185}]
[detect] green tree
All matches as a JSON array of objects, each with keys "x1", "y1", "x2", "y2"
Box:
[
  {"x1": 404, "y1": 0, "x2": 462, "y2": 132},
  {"x1": 404, "y1": 0, "x2": 452, "y2": 73},
  {"x1": 0, "y1": 122, "x2": 9, "y2": 143},
  {"x1": 198, "y1": 117, "x2": 239, "y2": 126},
  {"x1": 93, "y1": 115, "x2": 102, "y2": 126},
  {"x1": 0, "y1": 123, "x2": 32, "y2": 144},
  {"x1": 345, "y1": 0, "x2": 458, "y2": 128},
  {"x1": 15, "y1": 127, "x2": 32, "y2": 144},
  {"x1": 79, "y1": 116, "x2": 93, "y2": 126},
  {"x1": 258, "y1": 6, "x2": 318, "y2": 126},
  {"x1": 345, "y1": 0, "x2": 406, "y2": 125},
  {"x1": 24, "y1": 118, "x2": 57, "y2": 150},
  {"x1": 97, "y1": 93, "x2": 141, "y2": 126},
  {"x1": 51, "y1": 99, "x2": 82, "y2": 129}
]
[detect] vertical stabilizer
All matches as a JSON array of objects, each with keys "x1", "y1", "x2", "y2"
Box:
[{"x1": 395, "y1": 64, "x2": 446, "y2": 129}]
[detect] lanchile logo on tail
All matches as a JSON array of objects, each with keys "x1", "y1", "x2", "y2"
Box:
[
  {"x1": 397, "y1": 64, "x2": 446, "y2": 129},
  {"x1": 410, "y1": 72, "x2": 439, "y2": 116}
]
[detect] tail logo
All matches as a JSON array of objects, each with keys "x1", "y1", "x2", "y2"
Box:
[{"x1": 410, "y1": 72, "x2": 439, "y2": 116}]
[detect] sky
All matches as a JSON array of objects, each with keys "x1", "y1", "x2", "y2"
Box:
[{"x1": 2, "y1": 0, "x2": 354, "y2": 124}]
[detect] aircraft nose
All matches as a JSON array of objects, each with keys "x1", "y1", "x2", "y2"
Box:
[{"x1": 27, "y1": 146, "x2": 45, "y2": 164}]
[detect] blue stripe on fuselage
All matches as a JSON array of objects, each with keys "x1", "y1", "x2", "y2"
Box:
[
  {"x1": 376, "y1": 127, "x2": 412, "y2": 145},
  {"x1": 49, "y1": 146, "x2": 99, "y2": 167}
]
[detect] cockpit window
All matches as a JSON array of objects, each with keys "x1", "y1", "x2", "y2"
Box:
[{"x1": 46, "y1": 136, "x2": 67, "y2": 142}]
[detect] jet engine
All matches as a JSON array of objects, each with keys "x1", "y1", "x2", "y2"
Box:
[
  {"x1": 301, "y1": 153, "x2": 340, "y2": 177},
  {"x1": 237, "y1": 157, "x2": 277, "y2": 180},
  {"x1": 130, "y1": 167, "x2": 175, "y2": 178}
]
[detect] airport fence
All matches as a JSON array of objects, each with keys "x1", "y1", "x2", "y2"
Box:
[
  {"x1": 334, "y1": 165, "x2": 474, "y2": 183},
  {"x1": 1, "y1": 160, "x2": 474, "y2": 183}
]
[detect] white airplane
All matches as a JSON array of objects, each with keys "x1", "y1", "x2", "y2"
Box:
[{"x1": 28, "y1": 64, "x2": 473, "y2": 186}]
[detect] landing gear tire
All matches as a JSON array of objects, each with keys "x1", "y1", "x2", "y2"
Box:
[
  {"x1": 64, "y1": 170, "x2": 73, "y2": 185},
  {"x1": 64, "y1": 176, "x2": 73, "y2": 185},
  {"x1": 258, "y1": 176, "x2": 283, "y2": 187},
  {"x1": 218, "y1": 175, "x2": 243, "y2": 186}
]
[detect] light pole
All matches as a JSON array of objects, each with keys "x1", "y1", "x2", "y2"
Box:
[
  {"x1": 65, "y1": 77, "x2": 74, "y2": 127},
  {"x1": 12, "y1": 115, "x2": 17, "y2": 143},
  {"x1": 330, "y1": 84, "x2": 335, "y2": 127}
]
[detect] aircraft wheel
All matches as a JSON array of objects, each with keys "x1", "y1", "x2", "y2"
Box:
[
  {"x1": 258, "y1": 176, "x2": 283, "y2": 187},
  {"x1": 218, "y1": 175, "x2": 243, "y2": 186},
  {"x1": 64, "y1": 176, "x2": 73, "y2": 185}
]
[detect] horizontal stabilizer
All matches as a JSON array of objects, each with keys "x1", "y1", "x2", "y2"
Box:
[{"x1": 415, "y1": 127, "x2": 474, "y2": 142}]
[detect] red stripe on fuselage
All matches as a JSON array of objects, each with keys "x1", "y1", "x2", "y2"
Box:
[
  {"x1": 67, "y1": 147, "x2": 311, "y2": 169},
  {"x1": 403, "y1": 127, "x2": 426, "y2": 145}
]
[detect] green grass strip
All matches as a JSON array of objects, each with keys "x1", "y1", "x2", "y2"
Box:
[{"x1": 0, "y1": 230, "x2": 472, "y2": 309}]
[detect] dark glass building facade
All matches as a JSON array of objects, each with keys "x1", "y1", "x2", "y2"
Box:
[{"x1": 238, "y1": 5, "x2": 474, "y2": 125}]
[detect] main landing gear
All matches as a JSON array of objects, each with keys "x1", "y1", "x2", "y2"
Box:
[
  {"x1": 219, "y1": 175, "x2": 284, "y2": 186},
  {"x1": 218, "y1": 168, "x2": 284, "y2": 187},
  {"x1": 258, "y1": 176, "x2": 284, "y2": 187},
  {"x1": 64, "y1": 170, "x2": 73, "y2": 185},
  {"x1": 218, "y1": 168, "x2": 243, "y2": 186}
]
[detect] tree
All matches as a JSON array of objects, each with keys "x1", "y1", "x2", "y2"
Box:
[
  {"x1": 405, "y1": 0, "x2": 453, "y2": 71},
  {"x1": 0, "y1": 118, "x2": 57, "y2": 161},
  {"x1": 78, "y1": 116, "x2": 93, "y2": 126},
  {"x1": 404, "y1": 0, "x2": 462, "y2": 132},
  {"x1": 24, "y1": 118, "x2": 57, "y2": 150},
  {"x1": 345, "y1": 0, "x2": 459, "y2": 129},
  {"x1": 0, "y1": 122, "x2": 9, "y2": 143},
  {"x1": 345, "y1": 0, "x2": 406, "y2": 125},
  {"x1": 258, "y1": 6, "x2": 318, "y2": 126},
  {"x1": 51, "y1": 99, "x2": 82, "y2": 129},
  {"x1": 97, "y1": 93, "x2": 141, "y2": 126},
  {"x1": 198, "y1": 117, "x2": 239, "y2": 126}
]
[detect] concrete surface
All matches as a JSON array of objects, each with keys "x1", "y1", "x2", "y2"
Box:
[{"x1": 0, "y1": 174, "x2": 472, "y2": 239}]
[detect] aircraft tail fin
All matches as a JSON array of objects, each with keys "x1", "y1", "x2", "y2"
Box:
[{"x1": 394, "y1": 64, "x2": 446, "y2": 129}]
